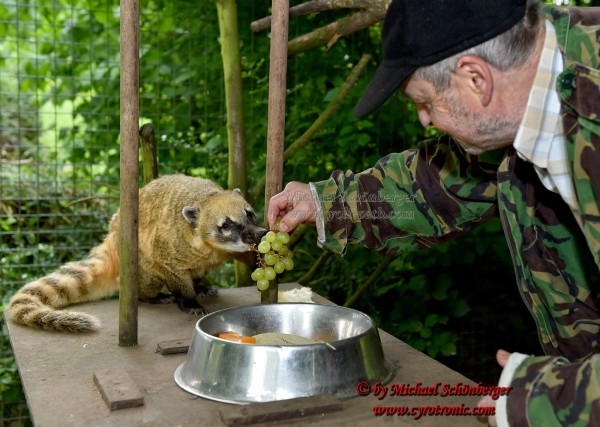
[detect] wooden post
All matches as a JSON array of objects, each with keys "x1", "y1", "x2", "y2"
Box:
[
  {"x1": 139, "y1": 123, "x2": 158, "y2": 186},
  {"x1": 262, "y1": 0, "x2": 289, "y2": 304},
  {"x1": 215, "y1": 0, "x2": 251, "y2": 287},
  {"x1": 119, "y1": 0, "x2": 140, "y2": 347}
]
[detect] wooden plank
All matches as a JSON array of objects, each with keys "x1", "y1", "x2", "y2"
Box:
[
  {"x1": 221, "y1": 395, "x2": 343, "y2": 426},
  {"x1": 156, "y1": 338, "x2": 190, "y2": 355},
  {"x1": 93, "y1": 369, "x2": 144, "y2": 411}
]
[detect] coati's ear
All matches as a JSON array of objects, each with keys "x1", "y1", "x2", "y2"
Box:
[
  {"x1": 182, "y1": 206, "x2": 200, "y2": 228},
  {"x1": 233, "y1": 188, "x2": 242, "y2": 195}
]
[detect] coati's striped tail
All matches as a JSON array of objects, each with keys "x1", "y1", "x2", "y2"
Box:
[{"x1": 8, "y1": 241, "x2": 119, "y2": 333}]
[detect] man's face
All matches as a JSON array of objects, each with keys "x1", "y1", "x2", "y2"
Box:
[{"x1": 403, "y1": 75, "x2": 521, "y2": 155}]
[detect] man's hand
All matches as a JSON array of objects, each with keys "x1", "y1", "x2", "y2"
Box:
[
  {"x1": 267, "y1": 181, "x2": 317, "y2": 233},
  {"x1": 477, "y1": 349, "x2": 511, "y2": 426}
]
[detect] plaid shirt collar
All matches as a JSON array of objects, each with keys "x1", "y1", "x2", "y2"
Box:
[{"x1": 512, "y1": 20, "x2": 577, "y2": 210}]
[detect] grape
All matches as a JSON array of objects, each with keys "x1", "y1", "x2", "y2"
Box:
[
  {"x1": 251, "y1": 268, "x2": 265, "y2": 281},
  {"x1": 264, "y1": 267, "x2": 276, "y2": 281},
  {"x1": 282, "y1": 258, "x2": 294, "y2": 271},
  {"x1": 257, "y1": 241, "x2": 271, "y2": 254},
  {"x1": 256, "y1": 279, "x2": 270, "y2": 291},
  {"x1": 274, "y1": 261, "x2": 285, "y2": 274},
  {"x1": 252, "y1": 221, "x2": 296, "y2": 291},
  {"x1": 264, "y1": 253, "x2": 278, "y2": 266},
  {"x1": 276, "y1": 231, "x2": 290, "y2": 244}
]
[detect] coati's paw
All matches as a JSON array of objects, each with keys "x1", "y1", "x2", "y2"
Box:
[
  {"x1": 175, "y1": 297, "x2": 209, "y2": 316},
  {"x1": 194, "y1": 284, "x2": 219, "y2": 298},
  {"x1": 146, "y1": 292, "x2": 177, "y2": 305}
]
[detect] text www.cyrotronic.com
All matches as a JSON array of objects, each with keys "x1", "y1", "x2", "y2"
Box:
[
  {"x1": 372, "y1": 404, "x2": 495, "y2": 419},
  {"x1": 358, "y1": 381, "x2": 508, "y2": 420}
]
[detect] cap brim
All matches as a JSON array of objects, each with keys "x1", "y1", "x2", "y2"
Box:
[{"x1": 354, "y1": 62, "x2": 416, "y2": 118}]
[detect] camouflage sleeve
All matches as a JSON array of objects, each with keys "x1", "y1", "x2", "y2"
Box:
[
  {"x1": 507, "y1": 354, "x2": 600, "y2": 426},
  {"x1": 310, "y1": 135, "x2": 503, "y2": 255}
]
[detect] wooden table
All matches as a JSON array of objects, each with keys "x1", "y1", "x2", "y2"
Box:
[{"x1": 5, "y1": 284, "x2": 487, "y2": 426}]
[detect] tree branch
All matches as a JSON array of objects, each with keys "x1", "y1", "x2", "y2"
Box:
[
  {"x1": 251, "y1": 0, "x2": 390, "y2": 56},
  {"x1": 250, "y1": 53, "x2": 371, "y2": 203}
]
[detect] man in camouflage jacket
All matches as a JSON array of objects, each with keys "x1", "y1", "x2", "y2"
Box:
[{"x1": 268, "y1": 0, "x2": 600, "y2": 425}]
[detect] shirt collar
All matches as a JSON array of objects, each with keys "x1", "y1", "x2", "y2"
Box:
[{"x1": 512, "y1": 20, "x2": 564, "y2": 169}]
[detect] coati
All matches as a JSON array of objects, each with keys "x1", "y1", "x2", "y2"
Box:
[{"x1": 8, "y1": 174, "x2": 266, "y2": 333}]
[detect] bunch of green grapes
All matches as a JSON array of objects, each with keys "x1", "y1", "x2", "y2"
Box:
[{"x1": 251, "y1": 228, "x2": 294, "y2": 291}]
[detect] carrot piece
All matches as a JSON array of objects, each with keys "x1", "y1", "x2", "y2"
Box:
[{"x1": 216, "y1": 331, "x2": 256, "y2": 344}]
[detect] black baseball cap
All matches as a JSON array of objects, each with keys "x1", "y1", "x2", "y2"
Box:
[{"x1": 354, "y1": 0, "x2": 527, "y2": 118}]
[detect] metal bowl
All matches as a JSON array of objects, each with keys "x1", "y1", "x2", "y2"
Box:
[{"x1": 174, "y1": 303, "x2": 394, "y2": 404}]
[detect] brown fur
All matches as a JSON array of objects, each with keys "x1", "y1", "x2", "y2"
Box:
[{"x1": 8, "y1": 174, "x2": 265, "y2": 332}]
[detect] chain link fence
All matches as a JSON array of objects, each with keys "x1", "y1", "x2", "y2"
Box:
[{"x1": 0, "y1": 1, "x2": 259, "y2": 423}]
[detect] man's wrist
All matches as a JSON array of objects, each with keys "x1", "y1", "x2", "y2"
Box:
[{"x1": 496, "y1": 352, "x2": 530, "y2": 427}]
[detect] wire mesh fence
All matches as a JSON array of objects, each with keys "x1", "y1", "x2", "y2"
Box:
[{"x1": 0, "y1": 0, "x2": 253, "y2": 424}]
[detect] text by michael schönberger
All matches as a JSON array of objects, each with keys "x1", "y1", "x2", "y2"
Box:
[{"x1": 357, "y1": 381, "x2": 510, "y2": 419}]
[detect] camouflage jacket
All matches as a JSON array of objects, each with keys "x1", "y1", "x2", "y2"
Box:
[{"x1": 311, "y1": 5, "x2": 600, "y2": 426}]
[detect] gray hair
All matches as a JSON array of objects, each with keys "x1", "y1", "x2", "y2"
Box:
[{"x1": 414, "y1": 0, "x2": 544, "y2": 92}]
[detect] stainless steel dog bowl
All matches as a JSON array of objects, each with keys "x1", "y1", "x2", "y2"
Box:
[{"x1": 174, "y1": 303, "x2": 394, "y2": 404}]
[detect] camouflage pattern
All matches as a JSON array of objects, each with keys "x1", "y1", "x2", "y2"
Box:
[{"x1": 311, "y1": 5, "x2": 600, "y2": 425}]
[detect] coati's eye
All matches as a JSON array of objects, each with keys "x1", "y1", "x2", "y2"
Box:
[{"x1": 220, "y1": 218, "x2": 233, "y2": 230}]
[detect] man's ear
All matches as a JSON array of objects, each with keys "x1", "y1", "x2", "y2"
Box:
[{"x1": 455, "y1": 54, "x2": 493, "y2": 107}]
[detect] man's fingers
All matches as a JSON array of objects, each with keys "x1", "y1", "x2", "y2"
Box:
[
  {"x1": 278, "y1": 215, "x2": 295, "y2": 233},
  {"x1": 267, "y1": 182, "x2": 315, "y2": 232},
  {"x1": 476, "y1": 396, "x2": 496, "y2": 426},
  {"x1": 267, "y1": 192, "x2": 289, "y2": 230},
  {"x1": 278, "y1": 207, "x2": 316, "y2": 233},
  {"x1": 496, "y1": 349, "x2": 511, "y2": 368}
]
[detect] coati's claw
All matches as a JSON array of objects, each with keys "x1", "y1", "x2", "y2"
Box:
[
  {"x1": 145, "y1": 292, "x2": 177, "y2": 304},
  {"x1": 187, "y1": 307, "x2": 209, "y2": 316},
  {"x1": 194, "y1": 285, "x2": 219, "y2": 298},
  {"x1": 175, "y1": 296, "x2": 209, "y2": 316}
]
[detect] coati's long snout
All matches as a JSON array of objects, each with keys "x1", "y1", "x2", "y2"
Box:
[{"x1": 241, "y1": 224, "x2": 268, "y2": 246}]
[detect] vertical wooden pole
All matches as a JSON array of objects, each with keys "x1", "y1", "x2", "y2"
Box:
[
  {"x1": 215, "y1": 0, "x2": 251, "y2": 287},
  {"x1": 262, "y1": 0, "x2": 288, "y2": 304},
  {"x1": 216, "y1": 0, "x2": 247, "y2": 195},
  {"x1": 119, "y1": 0, "x2": 140, "y2": 347},
  {"x1": 139, "y1": 123, "x2": 158, "y2": 186}
]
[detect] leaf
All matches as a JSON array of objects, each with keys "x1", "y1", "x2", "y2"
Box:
[
  {"x1": 440, "y1": 342, "x2": 457, "y2": 356},
  {"x1": 432, "y1": 274, "x2": 452, "y2": 301},
  {"x1": 323, "y1": 87, "x2": 340, "y2": 103},
  {"x1": 407, "y1": 274, "x2": 427, "y2": 292},
  {"x1": 451, "y1": 299, "x2": 470, "y2": 317},
  {"x1": 373, "y1": 281, "x2": 399, "y2": 297},
  {"x1": 424, "y1": 313, "x2": 438, "y2": 328},
  {"x1": 410, "y1": 338, "x2": 427, "y2": 352},
  {"x1": 407, "y1": 319, "x2": 423, "y2": 333},
  {"x1": 355, "y1": 133, "x2": 371, "y2": 147}
]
